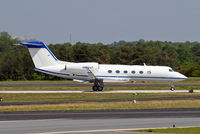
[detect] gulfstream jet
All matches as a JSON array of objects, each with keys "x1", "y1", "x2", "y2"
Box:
[{"x1": 20, "y1": 41, "x2": 187, "y2": 91}]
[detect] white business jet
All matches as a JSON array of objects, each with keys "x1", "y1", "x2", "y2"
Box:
[{"x1": 20, "y1": 41, "x2": 187, "y2": 91}]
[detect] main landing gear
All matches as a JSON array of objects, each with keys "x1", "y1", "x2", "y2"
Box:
[{"x1": 92, "y1": 79, "x2": 104, "y2": 91}]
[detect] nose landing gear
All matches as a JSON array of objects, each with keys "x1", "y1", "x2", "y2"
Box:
[
  {"x1": 169, "y1": 82, "x2": 175, "y2": 91},
  {"x1": 170, "y1": 87, "x2": 175, "y2": 91}
]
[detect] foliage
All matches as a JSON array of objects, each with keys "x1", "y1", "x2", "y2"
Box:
[
  {"x1": 135, "y1": 127, "x2": 200, "y2": 134},
  {"x1": 0, "y1": 32, "x2": 199, "y2": 80}
]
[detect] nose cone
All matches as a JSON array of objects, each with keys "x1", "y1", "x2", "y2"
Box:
[
  {"x1": 183, "y1": 75, "x2": 187, "y2": 79},
  {"x1": 178, "y1": 73, "x2": 187, "y2": 80}
]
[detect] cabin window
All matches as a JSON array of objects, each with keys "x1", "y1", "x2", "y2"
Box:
[
  {"x1": 116, "y1": 70, "x2": 120, "y2": 73},
  {"x1": 131, "y1": 71, "x2": 136, "y2": 74},
  {"x1": 147, "y1": 71, "x2": 151, "y2": 74},
  {"x1": 124, "y1": 70, "x2": 128, "y2": 74},
  {"x1": 139, "y1": 71, "x2": 143, "y2": 74},
  {"x1": 108, "y1": 70, "x2": 112, "y2": 73}
]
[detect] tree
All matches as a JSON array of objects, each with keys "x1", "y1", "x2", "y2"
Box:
[
  {"x1": 158, "y1": 44, "x2": 178, "y2": 67},
  {"x1": 176, "y1": 43, "x2": 193, "y2": 63},
  {"x1": 113, "y1": 43, "x2": 136, "y2": 65},
  {"x1": 73, "y1": 42, "x2": 90, "y2": 62}
]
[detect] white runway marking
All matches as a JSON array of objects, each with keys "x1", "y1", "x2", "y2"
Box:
[
  {"x1": 31, "y1": 126, "x2": 199, "y2": 134},
  {"x1": 1, "y1": 118, "x2": 199, "y2": 134},
  {"x1": 30, "y1": 128, "x2": 162, "y2": 134},
  {"x1": 0, "y1": 90, "x2": 199, "y2": 93}
]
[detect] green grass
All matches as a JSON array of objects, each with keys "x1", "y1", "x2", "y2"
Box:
[
  {"x1": 0, "y1": 93, "x2": 132, "y2": 102},
  {"x1": 134, "y1": 126, "x2": 200, "y2": 134},
  {"x1": 0, "y1": 99, "x2": 200, "y2": 112},
  {"x1": 183, "y1": 77, "x2": 200, "y2": 82},
  {"x1": 0, "y1": 93, "x2": 199, "y2": 103}
]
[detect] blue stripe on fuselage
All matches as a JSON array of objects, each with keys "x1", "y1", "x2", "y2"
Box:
[
  {"x1": 96, "y1": 75, "x2": 185, "y2": 80},
  {"x1": 35, "y1": 68, "x2": 70, "y2": 76},
  {"x1": 34, "y1": 68, "x2": 185, "y2": 80}
]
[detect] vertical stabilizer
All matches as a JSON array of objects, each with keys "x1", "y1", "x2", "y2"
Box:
[{"x1": 20, "y1": 41, "x2": 58, "y2": 68}]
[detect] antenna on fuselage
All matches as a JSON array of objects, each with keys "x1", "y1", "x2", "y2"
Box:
[{"x1": 143, "y1": 63, "x2": 146, "y2": 66}]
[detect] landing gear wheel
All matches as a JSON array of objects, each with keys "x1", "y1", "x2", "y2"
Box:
[
  {"x1": 92, "y1": 79, "x2": 104, "y2": 92},
  {"x1": 170, "y1": 87, "x2": 175, "y2": 91},
  {"x1": 92, "y1": 85, "x2": 98, "y2": 91},
  {"x1": 97, "y1": 86, "x2": 103, "y2": 91}
]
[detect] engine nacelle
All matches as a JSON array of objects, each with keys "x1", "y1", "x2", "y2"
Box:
[{"x1": 66, "y1": 62, "x2": 99, "y2": 73}]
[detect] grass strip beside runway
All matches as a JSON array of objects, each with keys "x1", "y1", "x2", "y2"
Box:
[
  {"x1": 0, "y1": 99, "x2": 200, "y2": 112},
  {"x1": 134, "y1": 126, "x2": 200, "y2": 134},
  {"x1": 0, "y1": 93, "x2": 200, "y2": 103}
]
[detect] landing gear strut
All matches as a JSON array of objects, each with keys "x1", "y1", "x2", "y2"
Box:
[
  {"x1": 92, "y1": 79, "x2": 104, "y2": 91},
  {"x1": 169, "y1": 82, "x2": 175, "y2": 91}
]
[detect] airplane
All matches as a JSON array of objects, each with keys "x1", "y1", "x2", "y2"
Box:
[{"x1": 20, "y1": 41, "x2": 187, "y2": 91}]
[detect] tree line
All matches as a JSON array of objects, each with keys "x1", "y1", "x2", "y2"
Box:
[{"x1": 0, "y1": 32, "x2": 199, "y2": 80}]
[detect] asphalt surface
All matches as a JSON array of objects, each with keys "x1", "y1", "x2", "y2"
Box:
[
  {"x1": 1, "y1": 90, "x2": 200, "y2": 94},
  {"x1": 0, "y1": 117, "x2": 200, "y2": 134},
  {"x1": 1, "y1": 108, "x2": 200, "y2": 121},
  {"x1": 1, "y1": 108, "x2": 200, "y2": 134},
  {"x1": 0, "y1": 83, "x2": 199, "y2": 87},
  {"x1": 1, "y1": 96, "x2": 200, "y2": 106}
]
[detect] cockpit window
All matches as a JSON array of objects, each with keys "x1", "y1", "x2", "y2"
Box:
[{"x1": 169, "y1": 69, "x2": 175, "y2": 72}]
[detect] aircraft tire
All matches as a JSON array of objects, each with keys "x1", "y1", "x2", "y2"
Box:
[
  {"x1": 92, "y1": 85, "x2": 98, "y2": 91},
  {"x1": 170, "y1": 87, "x2": 175, "y2": 91},
  {"x1": 97, "y1": 86, "x2": 103, "y2": 91}
]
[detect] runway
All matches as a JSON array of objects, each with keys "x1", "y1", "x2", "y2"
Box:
[
  {"x1": 0, "y1": 90, "x2": 199, "y2": 93},
  {"x1": 0, "y1": 108, "x2": 200, "y2": 134},
  {"x1": 1, "y1": 108, "x2": 200, "y2": 121},
  {"x1": 0, "y1": 117, "x2": 200, "y2": 134},
  {"x1": 1, "y1": 108, "x2": 200, "y2": 134}
]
